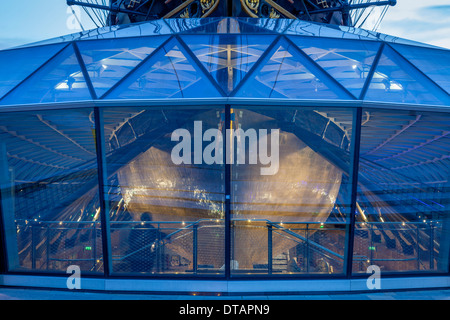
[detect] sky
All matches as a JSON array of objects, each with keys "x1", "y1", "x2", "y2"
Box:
[{"x1": 0, "y1": 0, "x2": 449, "y2": 50}]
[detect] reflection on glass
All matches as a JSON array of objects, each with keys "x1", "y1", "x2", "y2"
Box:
[
  {"x1": 0, "y1": 109, "x2": 102, "y2": 273},
  {"x1": 391, "y1": 44, "x2": 450, "y2": 96},
  {"x1": 230, "y1": 107, "x2": 354, "y2": 275},
  {"x1": 364, "y1": 45, "x2": 450, "y2": 106},
  {"x1": 103, "y1": 107, "x2": 225, "y2": 275},
  {"x1": 77, "y1": 36, "x2": 169, "y2": 98},
  {"x1": 182, "y1": 34, "x2": 276, "y2": 93},
  {"x1": 235, "y1": 38, "x2": 352, "y2": 100},
  {"x1": 106, "y1": 38, "x2": 222, "y2": 99},
  {"x1": 292, "y1": 37, "x2": 381, "y2": 99},
  {"x1": 0, "y1": 44, "x2": 65, "y2": 100},
  {"x1": 353, "y1": 109, "x2": 450, "y2": 273},
  {"x1": 0, "y1": 45, "x2": 92, "y2": 105}
]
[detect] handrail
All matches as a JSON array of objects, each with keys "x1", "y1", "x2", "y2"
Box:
[
  {"x1": 269, "y1": 222, "x2": 345, "y2": 260},
  {"x1": 116, "y1": 218, "x2": 222, "y2": 262},
  {"x1": 20, "y1": 218, "x2": 440, "y2": 273}
]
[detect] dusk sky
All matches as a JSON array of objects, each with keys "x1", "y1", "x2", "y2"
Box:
[{"x1": 0, "y1": 0, "x2": 449, "y2": 50}]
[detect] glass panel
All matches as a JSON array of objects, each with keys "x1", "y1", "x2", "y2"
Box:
[
  {"x1": 353, "y1": 109, "x2": 450, "y2": 274},
  {"x1": 291, "y1": 37, "x2": 381, "y2": 98},
  {"x1": 0, "y1": 44, "x2": 65, "y2": 101},
  {"x1": 165, "y1": 18, "x2": 222, "y2": 33},
  {"x1": 0, "y1": 45, "x2": 92, "y2": 105},
  {"x1": 177, "y1": 18, "x2": 272, "y2": 34},
  {"x1": 391, "y1": 44, "x2": 450, "y2": 96},
  {"x1": 0, "y1": 108, "x2": 103, "y2": 274},
  {"x1": 181, "y1": 34, "x2": 276, "y2": 94},
  {"x1": 82, "y1": 20, "x2": 174, "y2": 40},
  {"x1": 284, "y1": 20, "x2": 368, "y2": 40},
  {"x1": 177, "y1": 18, "x2": 228, "y2": 34},
  {"x1": 77, "y1": 36, "x2": 169, "y2": 98},
  {"x1": 106, "y1": 38, "x2": 223, "y2": 99},
  {"x1": 228, "y1": 19, "x2": 277, "y2": 34},
  {"x1": 230, "y1": 107, "x2": 354, "y2": 276},
  {"x1": 234, "y1": 38, "x2": 352, "y2": 100},
  {"x1": 364, "y1": 45, "x2": 450, "y2": 106},
  {"x1": 236, "y1": 18, "x2": 292, "y2": 33},
  {"x1": 103, "y1": 107, "x2": 225, "y2": 276}
]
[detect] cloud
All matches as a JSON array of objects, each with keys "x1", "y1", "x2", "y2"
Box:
[{"x1": 377, "y1": 1, "x2": 450, "y2": 48}]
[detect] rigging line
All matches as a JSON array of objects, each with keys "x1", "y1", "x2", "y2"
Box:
[
  {"x1": 86, "y1": 0, "x2": 104, "y2": 27},
  {"x1": 70, "y1": 6, "x2": 86, "y2": 31},
  {"x1": 82, "y1": 5, "x2": 100, "y2": 28},
  {"x1": 374, "y1": 5, "x2": 389, "y2": 31}
]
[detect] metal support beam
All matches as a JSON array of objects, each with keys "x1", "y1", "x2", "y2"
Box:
[
  {"x1": 93, "y1": 107, "x2": 113, "y2": 277},
  {"x1": 344, "y1": 107, "x2": 362, "y2": 277}
]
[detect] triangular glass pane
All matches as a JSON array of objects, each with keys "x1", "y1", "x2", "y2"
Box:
[
  {"x1": 291, "y1": 36, "x2": 381, "y2": 98},
  {"x1": 0, "y1": 43, "x2": 66, "y2": 100},
  {"x1": 391, "y1": 44, "x2": 450, "y2": 95},
  {"x1": 231, "y1": 19, "x2": 278, "y2": 33},
  {"x1": 234, "y1": 38, "x2": 352, "y2": 100},
  {"x1": 166, "y1": 17, "x2": 222, "y2": 33},
  {"x1": 82, "y1": 20, "x2": 173, "y2": 40},
  {"x1": 1, "y1": 45, "x2": 92, "y2": 105},
  {"x1": 364, "y1": 45, "x2": 450, "y2": 105},
  {"x1": 180, "y1": 18, "x2": 273, "y2": 34},
  {"x1": 182, "y1": 34, "x2": 276, "y2": 94},
  {"x1": 106, "y1": 38, "x2": 222, "y2": 99},
  {"x1": 174, "y1": 18, "x2": 227, "y2": 34},
  {"x1": 236, "y1": 18, "x2": 292, "y2": 33},
  {"x1": 285, "y1": 20, "x2": 364, "y2": 40},
  {"x1": 77, "y1": 36, "x2": 169, "y2": 98}
]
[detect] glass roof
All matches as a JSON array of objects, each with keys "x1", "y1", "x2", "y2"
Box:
[{"x1": 0, "y1": 17, "x2": 449, "y2": 107}]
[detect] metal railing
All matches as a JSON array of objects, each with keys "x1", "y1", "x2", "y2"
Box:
[{"x1": 14, "y1": 218, "x2": 442, "y2": 274}]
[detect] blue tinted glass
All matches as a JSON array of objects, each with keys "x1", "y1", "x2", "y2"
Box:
[
  {"x1": 182, "y1": 34, "x2": 276, "y2": 93},
  {"x1": 179, "y1": 18, "x2": 274, "y2": 34},
  {"x1": 82, "y1": 20, "x2": 173, "y2": 40},
  {"x1": 230, "y1": 19, "x2": 277, "y2": 33},
  {"x1": 285, "y1": 20, "x2": 363, "y2": 39},
  {"x1": 392, "y1": 44, "x2": 450, "y2": 95},
  {"x1": 165, "y1": 17, "x2": 222, "y2": 33},
  {"x1": 0, "y1": 108, "x2": 103, "y2": 274},
  {"x1": 234, "y1": 38, "x2": 352, "y2": 100},
  {"x1": 77, "y1": 36, "x2": 169, "y2": 98},
  {"x1": 353, "y1": 109, "x2": 450, "y2": 273},
  {"x1": 102, "y1": 107, "x2": 225, "y2": 275},
  {"x1": 0, "y1": 45, "x2": 92, "y2": 105},
  {"x1": 0, "y1": 44, "x2": 66, "y2": 101},
  {"x1": 364, "y1": 45, "x2": 450, "y2": 105},
  {"x1": 236, "y1": 18, "x2": 292, "y2": 33},
  {"x1": 106, "y1": 38, "x2": 223, "y2": 99},
  {"x1": 291, "y1": 37, "x2": 381, "y2": 98}
]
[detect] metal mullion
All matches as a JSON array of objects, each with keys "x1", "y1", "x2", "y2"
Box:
[
  {"x1": 73, "y1": 42, "x2": 98, "y2": 100},
  {"x1": 283, "y1": 35, "x2": 358, "y2": 100},
  {"x1": 98, "y1": 35, "x2": 173, "y2": 99},
  {"x1": 344, "y1": 107, "x2": 362, "y2": 278},
  {"x1": 0, "y1": 43, "x2": 71, "y2": 103},
  {"x1": 93, "y1": 107, "x2": 112, "y2": 277},
  {"x1": 387, "y1": 43, "x2": 450, "y2": 100},
  {"x1": 225, "y1": 104, "x2": 231, "y2": 279},
  {"x1": 175, "y1": 35, "x2": 228, "y2": 97},
  {"x1": 359, "y1": 42, "x2": 385, "y2": 100},
  {"x1": 0, "y1": 166, "x2": 7, "y2": 273},
  {"x1": 229, "y1": 35, "x2": 281, "y2": 97}
]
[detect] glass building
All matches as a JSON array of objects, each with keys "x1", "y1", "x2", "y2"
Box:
[{"x1": 0, "y1": 17, "x2": 449, "y2": 293}]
